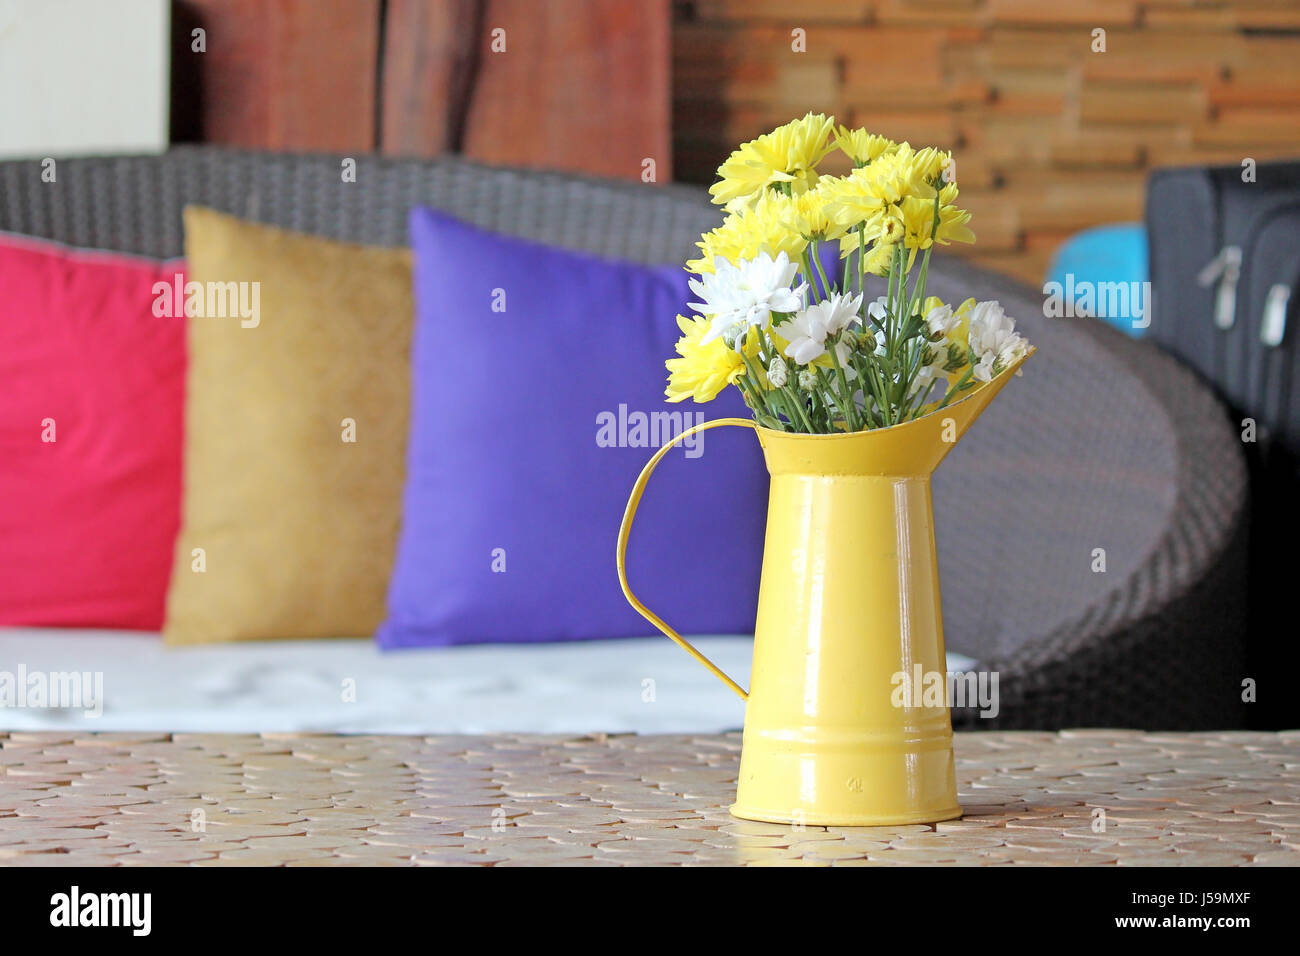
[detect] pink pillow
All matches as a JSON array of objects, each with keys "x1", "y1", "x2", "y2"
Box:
[{"x1": 0, "y1": 234, "x2": 185, "y2": 630}]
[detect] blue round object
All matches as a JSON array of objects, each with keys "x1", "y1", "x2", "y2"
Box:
[{"x1": 1045, "y1": 224, "x2": 1149, "y2": 337}]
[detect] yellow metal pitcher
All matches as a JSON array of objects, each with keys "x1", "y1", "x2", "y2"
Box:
[{"x1": 617, "y1": 358, "x2": 1027, "y2": 826}]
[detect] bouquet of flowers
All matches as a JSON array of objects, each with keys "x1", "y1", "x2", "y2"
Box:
[{"x1": 666, "y1": 113, "x2": 1031, "y2": 433}]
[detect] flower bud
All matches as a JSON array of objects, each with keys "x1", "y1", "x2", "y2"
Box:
[
  {"x1": 767, "y1": 355, "x2": 789, "y2": 388},
  {"x1": 798, "y1": 369, "x2": 817, "y2": 391}
]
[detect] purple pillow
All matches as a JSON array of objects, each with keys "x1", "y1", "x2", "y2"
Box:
[{"x1": 376, "y1": 208, "x2": 768, "y2": 647}]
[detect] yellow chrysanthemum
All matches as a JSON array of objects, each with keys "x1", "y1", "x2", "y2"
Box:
[
  {"x1": 921, "y1": 295, "x2": 945, "y2": 317},
  {"x1": 708, "y1": 112, "x2": 837, "y2": 212},
  {"x1": 835, "y1": 207, "x2": 903, "y2": 258},
  {"x1": 666, "y1": 315, "x2": 761, "y2": 403},
  {"x1": 947, "y1": 297, "x2": 977, "y2": 363},
  {"x1": 936, "y1": 182, "x2": 974, "y2": 241},
  {"x1": 870, "y1": 145, "x2": 939, "y2": 197},
  {"x1": 686, "y1": 193, "x2": 809, "y2": 274},
  {"x1": 748, "y1": 181, "x2": 851, "y2": 247},
  {"x1": 936, "y1": 202, "x2": 974, "y2": 242},
  {"x1": 862, "y1": 240, "x2": 898, "y2": 276},
  {"x1": 820, "y1": 145, "x2": 938, "y2": 233},
  {"x1": 907, "y1": 146, "x2": 953, "y2": 186},
  {"x1": 833, "y1": 126, "x2": 896, "y2": 167},
  {"x1": 897, "y1": 184, "x2": 975, "y2": 267},
  {"x1": 820, "y1": 167, "x2": 880, "y2": 228},
  {"x1": 879, "y1": 208, "x2": 906, "y2": 245}
]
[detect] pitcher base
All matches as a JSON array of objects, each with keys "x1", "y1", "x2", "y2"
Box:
[{"x1": 729, "y1": 802, "x2": 963, "y2": 828}]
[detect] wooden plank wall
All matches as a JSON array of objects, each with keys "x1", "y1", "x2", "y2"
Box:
[
  {"x1": 173, "y1": 0, "x2": 670, "y2": 181},
  {"x1": 172, "y1": 0, "x2": 381, "y2": 151},
  {"x1": 674, "y1": 0, "x2": 1300, "y2": 284}
]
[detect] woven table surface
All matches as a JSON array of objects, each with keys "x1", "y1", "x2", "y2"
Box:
[{"x1": 2, "y1": 731, "x2": 1297, "y2": 866}]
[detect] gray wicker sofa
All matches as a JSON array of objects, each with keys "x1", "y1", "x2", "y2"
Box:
[{"x1": 0, "y1": 146, "x2": 1250, "y2": 729}]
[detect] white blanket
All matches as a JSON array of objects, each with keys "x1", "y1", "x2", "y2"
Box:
[{"x1": 0, "y1": 629, "x2": 974, "y2": 734}]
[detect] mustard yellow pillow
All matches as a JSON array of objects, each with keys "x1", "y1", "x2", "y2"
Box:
[{"x1": 164, "y1": 206, "x2": 413, "y2": 644}]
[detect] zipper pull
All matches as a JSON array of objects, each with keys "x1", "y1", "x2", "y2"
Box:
[
  {"x1": 1261, "y1": 283, "x2": 1291, "y2": 348},
  {"x1": 1197, "y1": 246, "x2": 1242, "y2": 329},
  {"x1": 1197, "y1": 247, "x2": 1233, "y2": 285}
]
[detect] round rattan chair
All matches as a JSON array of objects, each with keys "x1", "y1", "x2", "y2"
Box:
[{"x1": 0, "y1": 146, "x2": 1250, "y2": 729}]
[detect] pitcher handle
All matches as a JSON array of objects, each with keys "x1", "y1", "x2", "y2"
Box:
[{"x1": 616, "y1": 417, "x2": 755, "y2": 701}]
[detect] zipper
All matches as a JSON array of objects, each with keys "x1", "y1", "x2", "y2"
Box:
[
  {"x1": 1241, "y1": 202, "x2": 1300, "y2": 441},
  {"x1": 1241, "y1": 200, "x2": 1300, "y2": 349},
  {"x1": 1260, "y1": 270, "x2": 1299, "y2": 442},
  {"x1": 1261, "y1": 283, "x2": 1291, "y2": 348},
  {"x1": 1197, "y1": 245, "x2": 1242, "y2": 329}
]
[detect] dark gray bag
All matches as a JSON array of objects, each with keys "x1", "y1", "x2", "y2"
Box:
[
  {"x1": 1147, "y1": 161, "x2": 1300, "y2": 438},
  {"x1": 1147, "y1": 160, "x2": 1300, "y2": 728}
]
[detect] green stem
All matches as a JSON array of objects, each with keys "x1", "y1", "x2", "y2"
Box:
[
  {"x1": 800, "y1": 251, "x2": 821, "y2": 306},
  {"x1": 886, "y1": 245, "x2": 898, "y2": 358},
  {"x1": 854, "y1": 352, "x2": 889, "y2": 428},
  {"x1": 897, "y1": 348, "x2": 930, "y2": 421},
  {"x1": 782, "y1": 383, "x2": 814, "y2": 433},
  {"x1": 909, "y1": 246, "x2": 933, "y2": 321},
  {"x1": 934, "y1": 366, "x2": 976, "y2": 413},
  {"x1": 760, "y1": 330, "x2": 816, "y2": 433},
  {"x1": 810, "y1": 240, "x2": 834, "y2": 300},
  {"x1": 905, "y1": 191, "x2": 941, "y2": 322},
  {"x1": 771, "y1": 389, "x2": 797, "y2": 431},
  {"x1": 736, "y1": 375, "x2": 779, "y2": 429},
  {"x1": 827, "y1": 344, "x2": 861, "y2": 432},
  {"x1": 739, "y1": 350, "x2": 791, "y2": 430},
  {"x1": 806, "y1": 379, "x2": 830, "y2": 431},
  {"x1": 892, "y1": 243, "x2": 910, "y2": 359},
  {"x1": 812, "y1": 366, "x2": 844, "y2": 431},
  {"x1": 857, "y1": 227, "x2": 866, "y2": 300}
]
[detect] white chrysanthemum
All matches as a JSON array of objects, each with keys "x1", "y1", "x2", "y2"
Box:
[
  {"x1": 910, "y1": 364, "x2": 938, "y2": 397},
  {"x1": 967, "y1": 300, "x2": 1028, "y2": 383},
  {"x1": 864, "y1": 296, "x2": 893, "y2": 355},
  {"x1": 925, "y1": 302, "x2": 958, "y2": 337},
  {"x1": 867, "y1": 295, "x2": 889, "y2": 326},
  {"x1": 782, "y1": 291, "x2": 864, "y2": 365},
  {"x1": 688, "y1": 251, "x2": 805, "y2": 347}
]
